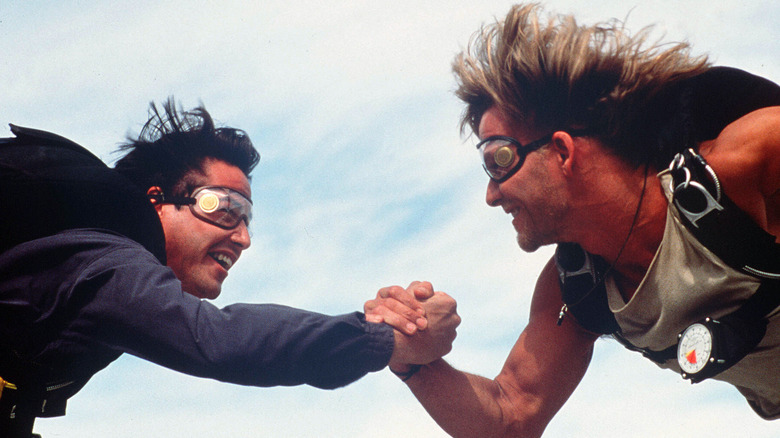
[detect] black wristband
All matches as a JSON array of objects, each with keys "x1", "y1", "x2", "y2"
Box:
[{"x1": 390, "y1": 364, "x2": 422, "y2": 382}]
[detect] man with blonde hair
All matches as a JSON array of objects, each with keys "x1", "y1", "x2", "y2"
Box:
[{"x1": 367, "y1": 3, "x2": 779, "y2": 435}]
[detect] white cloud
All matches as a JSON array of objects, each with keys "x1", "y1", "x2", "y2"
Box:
[{"x1": 5, "y1": 0, "x2": 778, "y2": 436}]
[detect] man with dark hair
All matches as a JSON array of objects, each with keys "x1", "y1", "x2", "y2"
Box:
[
  {"x1": 367, "y1": 3, "x2": 779, "y2": 436},
  {"x1": 0, "y1": 99, "x2": 459, "y2": 437},
  {"x1": 114, "y1": 100, "x2": 261, "y2": 301}
]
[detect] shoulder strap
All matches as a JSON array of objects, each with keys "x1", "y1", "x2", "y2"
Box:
[
  {"x1": 0, "y1": 124, "x2": 166, "y2": 264},
  {"x1": 669, "y1": 149, "x2": 780, "y2": 279},
  {"x1": 555, "y1": 243, "x2": 620, "y2": 335}
]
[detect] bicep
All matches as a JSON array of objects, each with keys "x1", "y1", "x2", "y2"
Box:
[{"x1": 493, "y1": 258, "x2": 598, "y2": 434}]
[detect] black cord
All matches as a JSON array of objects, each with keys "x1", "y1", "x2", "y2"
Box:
[
  {"x1": 558, "y1": 163, "x2": 651, "y2": 324},
  {"x1": 597, "y1": 162, "x2": 650, "y2": 288}
]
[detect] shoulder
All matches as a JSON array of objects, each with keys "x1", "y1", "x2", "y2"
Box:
[
  {"x1": 717, "y1": 106, "x2": 780, "y2": 142},
  {"x1": 700, "y1": 106, "x2": 780, "y2": 228},
  {"x1": 54, "y1": 228, "x2": 157, "y2": 256},
  {"x1": 47, "y1": 230, "x2": 181, "y2": 312},
  {"x1": 1, "y1": 229, "x2": 161, "y2": 273},
  {"x1": 0, "y1": 229, "x2": 170, "y2": 322},
  {"x1": 61, "y1": 230, "x2": 166, "y2": 277},
  {"x1": 528, "y1": 257, "x2": 564, "y2": 318},
  {"x1": 701, "y1": 106, "x2": 780, "y2": 186},
  {"x1": 529, "y1": 257, "x2": 600, "y2": 340}
]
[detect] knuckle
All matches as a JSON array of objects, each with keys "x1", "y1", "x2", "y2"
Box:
[
  {"x1": 380, "y1": 285, "x2": 402, "y2": 298},
  {"x1": 373, "y1": 304, "x2": 389, "y2": 314}
]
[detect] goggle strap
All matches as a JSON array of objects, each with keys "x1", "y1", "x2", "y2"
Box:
[{"x1": 148, "y1": 194, "x2": 196, "y2": 206}]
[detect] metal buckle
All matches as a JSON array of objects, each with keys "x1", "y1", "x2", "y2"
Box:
[
  {"x1": 669, "y1": 151, "x2": 724, "y2": 228},
  {"x1": 555, "y1": 244, "x2": 597, "y2": 284},
  {"x1": 554, "y1": 244, "x2": 598, "y2": 327}
]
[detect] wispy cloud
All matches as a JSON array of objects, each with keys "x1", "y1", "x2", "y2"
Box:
[{"x1": 4, "y1": 0, "x2": 777, "y2": 436}]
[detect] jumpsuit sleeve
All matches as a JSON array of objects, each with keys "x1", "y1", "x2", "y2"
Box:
[{"x1": 70, "y1": 243, "x2": 395, "y2": 390}]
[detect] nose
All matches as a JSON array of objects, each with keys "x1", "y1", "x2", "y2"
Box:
[
  {"x1": 485, "y1": 179, "x2": 502, "y2": 207},
  {"x1": 231, "y1": 220, "x2": 252, "y2": 249}
]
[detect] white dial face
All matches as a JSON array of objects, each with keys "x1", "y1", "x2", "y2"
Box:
[{"x1": 678, "y1": 323, "x2": 713, "y2": 374}]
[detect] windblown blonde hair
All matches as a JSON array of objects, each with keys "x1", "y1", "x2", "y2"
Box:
[{"x1": 453, "y1": 3, "x2": 710, "y2": 167}]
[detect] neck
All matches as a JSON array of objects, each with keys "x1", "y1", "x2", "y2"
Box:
[{"x1": 569, "y1": 165, "x2": 667, "y2": 289}]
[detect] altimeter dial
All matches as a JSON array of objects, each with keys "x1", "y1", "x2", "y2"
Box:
[{"x1": 678, "y1": 322, "x2": 713, "y2": 375}]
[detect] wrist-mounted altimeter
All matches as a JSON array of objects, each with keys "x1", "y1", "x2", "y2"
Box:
[
  {"x1": 677, "y1": 318, "x2": 725, "y2": 382},
  {"x1": 677, "y1": 314, "x2": 768, "y2": 383}
]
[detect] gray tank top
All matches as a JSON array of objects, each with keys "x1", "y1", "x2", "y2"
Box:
[{"x1": 604, "y1": 170, "x2": 780, "y2": 418}]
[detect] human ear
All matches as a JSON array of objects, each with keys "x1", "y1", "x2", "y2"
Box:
[
  {"x1": 146, "y1": 187, "x2": 165, "y2": 214},
  {"x1": 550, "y1": 132, "x2": 575, "y2": 175}
]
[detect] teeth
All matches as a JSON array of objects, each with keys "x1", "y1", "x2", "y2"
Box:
[{"x1": 211, "y1": 253, "x2": 234, "y2": 269}]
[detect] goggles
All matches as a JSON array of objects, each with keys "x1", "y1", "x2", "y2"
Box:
[
  {"x1": 155, "y1": 186, "x2": 253, "y2": 230},
  {"x1": 476, "y1": 130, "x2": 591, "y2": 183}
]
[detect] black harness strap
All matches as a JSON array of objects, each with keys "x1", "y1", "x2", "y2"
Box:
[
  {"x1": 555, "y1": 243, "x2": 619, "y2": 334},
  {"x1": 669, "y1": 149, "x2": 780, "y2": 280}
]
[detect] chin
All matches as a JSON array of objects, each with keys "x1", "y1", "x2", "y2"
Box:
[
  {"x1": 516, "y1": 234, "x2": 544, "y2": 253},
  {"x1": 200, "y1": 287, "x2": 222, "y2": 300},
  {"x1": 182, "y1": 281, "x2": 222, "y2": 300}
]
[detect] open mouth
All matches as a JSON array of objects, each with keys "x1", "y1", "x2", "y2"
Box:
[{"x1": 209, "y1": 253, "x2": 234, "y2": 270}]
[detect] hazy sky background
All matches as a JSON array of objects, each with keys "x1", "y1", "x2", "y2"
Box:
[{"x1": 2, "y1": 1, "x2": 778, "y2": 436}]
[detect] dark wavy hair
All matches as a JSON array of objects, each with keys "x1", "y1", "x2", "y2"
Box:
[{"x1": 114, "y1": 97, "x2": 260, "y2": 197}]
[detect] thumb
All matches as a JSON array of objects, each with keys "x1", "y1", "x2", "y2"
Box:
[{"x1": 410, "y1": 281, "x2": 435, "y2": 301}]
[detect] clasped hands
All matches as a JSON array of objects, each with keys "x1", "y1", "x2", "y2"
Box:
[{"x1": 364, "y1": 281, "x2": 460, "y2": 375}]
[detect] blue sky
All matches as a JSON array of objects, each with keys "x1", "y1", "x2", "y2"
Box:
[{"x1": 2, "y1": 1, "x2": 778, "y2": 436}]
